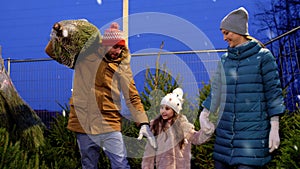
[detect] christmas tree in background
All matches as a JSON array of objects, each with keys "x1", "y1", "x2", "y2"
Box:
[{"x1": 0, "y1": 51, "x2": 45, "y2": 150}]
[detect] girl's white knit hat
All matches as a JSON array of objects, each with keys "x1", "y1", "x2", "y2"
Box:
[{"x1": 160, "y1": 88, "x2": 184, "y2": 114}]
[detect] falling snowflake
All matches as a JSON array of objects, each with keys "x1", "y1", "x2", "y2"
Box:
[{"x1": 294, "y1": 145, "x2": 298, "y2": 151}]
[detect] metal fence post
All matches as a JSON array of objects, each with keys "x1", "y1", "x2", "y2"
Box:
[{"x1": 7, "y1": 58, "x2": 11, "y2": 76}]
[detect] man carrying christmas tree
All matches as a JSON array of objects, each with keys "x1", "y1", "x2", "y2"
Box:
[{"x1": 46, "y1": 20, "x2": 156, "y2": 169}]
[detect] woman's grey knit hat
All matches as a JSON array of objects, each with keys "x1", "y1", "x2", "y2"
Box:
[{"x1": 220, "y1": 7, "x2": 249, "y2": 35}]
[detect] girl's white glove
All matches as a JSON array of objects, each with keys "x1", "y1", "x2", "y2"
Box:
[
  {"x1": 269, "y1": 116, "x2": 280, "y2": 153},
  {"x1": 199, "y1": 108, "x2": 215, "y2": 135},
  {"x1": 138, "y1": 124, "x2": 157, "y2": 149}
]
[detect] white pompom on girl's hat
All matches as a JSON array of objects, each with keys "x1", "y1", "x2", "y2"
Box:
[
  {"x1": 160, "y1": 88, "x2": 184, "y2": 114},
  {"x1": 102, "y1": 22, "x2": 126, "y2": 46}
]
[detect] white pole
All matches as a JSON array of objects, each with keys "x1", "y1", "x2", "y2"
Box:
[{"x1": 123, "y1": 0, "x2": 129, "y2": 47}]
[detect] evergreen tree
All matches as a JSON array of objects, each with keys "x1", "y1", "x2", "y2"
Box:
[
  {"x1": 0, "y1": 56, "x2": 45, "y2": 151},
  {"x1": 140, "y1": 41, "x2": 181, "y2": 120},
  {"x1": 0, "y1": 128, "x2": 48, "y2": 169},
  {"x1": 140, "y1": 63, "x2": 180, "y2": 120}
]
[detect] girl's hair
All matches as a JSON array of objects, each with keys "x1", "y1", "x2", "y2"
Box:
[{"x1": 151, "y1": 110, "x2": 185, "y2": 149}]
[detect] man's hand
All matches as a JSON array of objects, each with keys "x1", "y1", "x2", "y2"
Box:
[
  {"x1": 199, "y1": 108, "x2": 215, "y2": 135},
  {"x1": 269, "y1": 116, "x2": 280, "y2": 153},
  {"x1": 138, "y1": 124, "x2": 157, "y2": 149}
]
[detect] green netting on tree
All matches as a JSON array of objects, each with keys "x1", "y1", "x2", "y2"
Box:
[
  {"x1": 0, "y1": 58, "x2": 45, "y2": 150},
  {"x1": 47, "y1": 19, "x2": 101, "y2": 68}
]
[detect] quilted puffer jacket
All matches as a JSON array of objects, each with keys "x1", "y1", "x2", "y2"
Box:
[{"x1": 203, "y1": 40, "x2": 285, "y2": 166}]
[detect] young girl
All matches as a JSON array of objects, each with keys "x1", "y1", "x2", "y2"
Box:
[{"x1": 142, "y1": 88, "x2": 214, "y2": 169}]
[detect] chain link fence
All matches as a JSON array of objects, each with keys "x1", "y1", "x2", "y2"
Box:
[{"x1": 1, "y1": 26, "x2": 299, "y2": 124}]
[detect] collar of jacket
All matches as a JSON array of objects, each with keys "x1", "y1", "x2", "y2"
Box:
[{"x1": 226, "y1": 40, "x2": 261, "y2": 60}]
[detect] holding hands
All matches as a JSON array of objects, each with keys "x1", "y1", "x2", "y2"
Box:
[
  {"x1": 138, "y1": 124, "x2": 157, "y2": 149},
  {"x1": 199, "y1": 108, "x2": 215, "y2": 135}
]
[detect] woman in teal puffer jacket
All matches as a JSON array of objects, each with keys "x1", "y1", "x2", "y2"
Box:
[{"x1": 200, "y1": 7, "x2": 285, "y2": 169}]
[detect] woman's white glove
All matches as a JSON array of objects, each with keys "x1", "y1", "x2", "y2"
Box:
[
  {"x1": 138, "y1": 124, "x2": 157, "y2": 149},
  {"x1": 199, "y1": 108, "x2": 215, "y2": 135},
  {"x1": 269, "y1": 116, "x2": 280, "y2": 153}
]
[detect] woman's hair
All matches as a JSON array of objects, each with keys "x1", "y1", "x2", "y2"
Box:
[
  {"x1": 245, "y1": 35, "x2": 265, "y2": 48},
  {"x1": 151, "y1": 110, "x2": 185, "y2": 149}
]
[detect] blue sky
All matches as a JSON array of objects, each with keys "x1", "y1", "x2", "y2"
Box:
[
  {"x1": 0, "y1": 0, "x2": 272, "y2": 111},
  {"x1": 0, "y1": 0, "x2": 271, "y2": 58}
]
